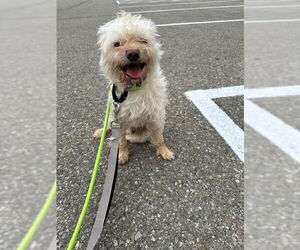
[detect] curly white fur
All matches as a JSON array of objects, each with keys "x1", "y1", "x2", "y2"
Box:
[{"x1": 95, "y1": 12, "x2": 174, "y2": 164}]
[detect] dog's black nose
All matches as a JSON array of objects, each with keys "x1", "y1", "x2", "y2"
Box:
[{"x1": 126, "y1": 49, "x2": 140, "y2": 62}]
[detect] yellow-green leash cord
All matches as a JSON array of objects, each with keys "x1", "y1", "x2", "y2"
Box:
[
  {"x1": 67, "y1": 102, "x2": 111, "y2": 250},
  {"x1": 16, "y1": 101, "x2": 111, "y2": 250},
  {"x1": 17, "y1": 179, "x2": 56, "y2": 250}
]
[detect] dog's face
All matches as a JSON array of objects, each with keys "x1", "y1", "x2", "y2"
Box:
[
  {"x1": 98, "y1": 12, "x2": 162, "y2": 86},
  {"x1": 107, "y1": 34, "x2": 152, "y2": 85}
]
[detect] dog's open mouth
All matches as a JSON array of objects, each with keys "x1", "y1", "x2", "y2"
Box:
[{"x1": 121, "y1": 63, "x2": 146, "y2": 79}]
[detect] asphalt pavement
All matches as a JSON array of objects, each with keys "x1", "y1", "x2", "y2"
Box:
[
  {"x1": 245, "y1": 1, "x2": 300, "y2": 249},
  {"x1": 57, "y1": 0, "x2": 244, "y2": 249},
  {"x1": 0, "y1": 0, "x2": 56, "y2": 249}
]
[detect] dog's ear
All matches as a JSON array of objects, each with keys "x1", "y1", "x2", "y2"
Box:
[
  {"x1": 97, "y1": 20, "x2": 113, "y2": 49},
  {"x1": 96, "y1": 25, "x2": 105, "y2": 49},
  {"x1": 97, "y1": 12, "x2": 129, "y2": 49}
]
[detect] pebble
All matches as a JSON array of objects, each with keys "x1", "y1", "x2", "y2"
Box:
[
  {"x1": 151, "y1": 236, "x2": 156, "y2": 242},
  {"x1": 113, "y1": 239, "x2": 118, "y2": 246},
  {"x1": 30, "y1": 241, "x2": 37, "y2": 249},
  {"x1": 135, "y1": 231, "x2": 142, "y2": 241}
]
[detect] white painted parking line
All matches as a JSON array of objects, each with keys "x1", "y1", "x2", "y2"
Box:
[
  {"x1": 246, "y1": 18, "x2": 300, "y2": 24},
  {"x1": 245, "y1": 99, "x2": 300, "y2": 163},
  {"x1": 185, "y1": 88, "x2": 244, "y2": 162},
  {"x1": 122, "y1": 0, "x2": 180, "y2": 3},
  {"x1": 247, "y1": 0, "x2": 297, "y2": 3},
  {"x1": 246, "y1": 4, "x2": 300, "y2": 9},
  {"x1": 129, "y1": 4, "x2": 243, "y2": 14},
  {"x1": 155, "y1": 18, "x2": 300, "y2": 27},
  {"x1": 156, "y1": 19, "x2": 244, "y2": 27},
  {"x1": 187, "y1": 85, "x2": 244, "y2": 99},
  {"x1": 185, "y1": 85, "x2": 300, "y2": 163},
  {"x1": 245, "y1": 85, "x2": 300, "y2": 99},
  {"x1": 121, "y1": 0, "x2": 241, "y2": 8},
  {"x1": 122, "y1": 0, "x2": 234, "y2": 4}
]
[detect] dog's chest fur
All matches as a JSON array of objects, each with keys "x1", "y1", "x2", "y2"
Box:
[{"x1": 116, "y1": 75, "x2": 167, "y2": 129}]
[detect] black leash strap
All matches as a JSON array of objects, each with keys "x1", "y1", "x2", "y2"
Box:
[{"x1": 86, "y1": 122, "x2": 120, "y2": 250}]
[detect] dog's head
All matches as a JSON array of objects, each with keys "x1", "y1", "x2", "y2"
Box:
[{"x1": 97, "y1": 12, "x2": 162, "y2": 86}]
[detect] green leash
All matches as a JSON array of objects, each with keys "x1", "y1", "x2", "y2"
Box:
[
  {"x1": 67, "y1": 81, "x2": 144, "y2": 249},
  {"x1": 17, "y1": 179, "x2": 56, "y2": 250},
  {"x1": 17, "y1": 88, "x2": 121, "y2": 249},
  {"x1": 67, "y1": 102, "x2": 111, "y2": 250}
]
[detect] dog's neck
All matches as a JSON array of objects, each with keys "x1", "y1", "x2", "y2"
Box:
[{"x1": 113, "y1": 77, "x2": 147, "y2": 93}]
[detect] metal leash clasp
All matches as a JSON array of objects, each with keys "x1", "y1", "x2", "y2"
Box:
[
  {"x1": 112, "y1": 102, "x2": 120, "y2": 123},
  {"x1": 107, "y1": 101, "x2": 121, "y2": 142}
]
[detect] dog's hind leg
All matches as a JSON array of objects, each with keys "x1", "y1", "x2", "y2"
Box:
[{"x1": 147, "y1": 123, "x2": 174, "y2": 160}]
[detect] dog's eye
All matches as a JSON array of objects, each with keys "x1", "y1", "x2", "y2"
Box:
[
  {"x1": 139, "y1": 39, "x2": 148, "y2": 44},
  {"x1": 113, "y1": 42, "x2": 121, "y2": 47}
]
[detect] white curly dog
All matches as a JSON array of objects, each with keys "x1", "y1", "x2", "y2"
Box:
[{"x1": 93, "y1": 12, "x2": 174, "y2": 165}]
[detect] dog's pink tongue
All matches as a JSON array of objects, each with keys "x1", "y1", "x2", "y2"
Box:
[{"x1": 126, "y1": 66, "x2": 144, "y2": 79}]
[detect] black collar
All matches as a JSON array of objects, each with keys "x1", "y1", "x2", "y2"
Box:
[{"x1": 112, "y1": 84, "x2": 128, "y2": 103}]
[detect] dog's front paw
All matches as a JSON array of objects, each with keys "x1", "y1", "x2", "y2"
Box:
[
  {"x1": 118, "y1": 147, "x2": 129, "y2": 165},
  {"x1": 92, "y1": 128, "x2": 111, "y2": 138},
  {"x1": 92, "y1": 129, "x2": 103, "y2": 138},
  {"x1": 157, "y1": 145, "x2": 175, "y2": 160}
]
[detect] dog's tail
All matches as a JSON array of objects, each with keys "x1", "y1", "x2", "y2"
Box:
[{"x1": 126, "y1": 126, "x2": 149, "y2": 143}]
